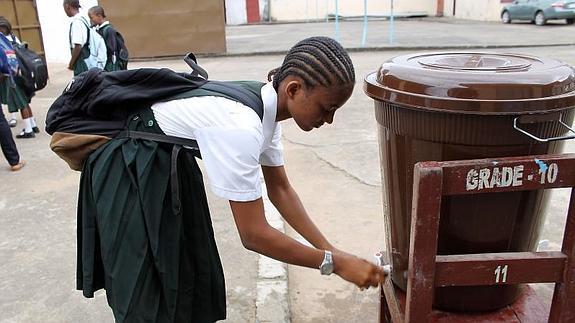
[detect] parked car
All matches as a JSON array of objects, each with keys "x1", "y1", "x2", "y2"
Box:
[{"x1": 501, "y1": 0, "x2": 575, "y2": 25}]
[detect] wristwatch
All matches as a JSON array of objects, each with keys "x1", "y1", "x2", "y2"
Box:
[{"x1": 319, "y1": 250, "x2": 334, "y2": 275}]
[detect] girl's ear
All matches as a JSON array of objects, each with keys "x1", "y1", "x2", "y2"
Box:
[{"x1": 285, "y1": 80, "x2": 302, "y2": 100}]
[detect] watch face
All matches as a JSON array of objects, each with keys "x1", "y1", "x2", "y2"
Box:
[{"x1": 320, "y1": 262, "x2": 334, "y2": 275}]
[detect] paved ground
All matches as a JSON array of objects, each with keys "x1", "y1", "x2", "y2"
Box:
[
  {"x1": 1, "y1": 18, "x2": 575, "y2": 323},
  {"x1": 225, "y1": 17, "x2": 575, "y2": 55}
]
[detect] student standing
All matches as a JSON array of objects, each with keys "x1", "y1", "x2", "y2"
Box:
[
  {"x1": 76, "y1": 36, "x2": 385, "y2": 322},
  {"x1": 0, "y1": 43, "x2": 24, "y2": 170},
  {"x1": 88, "y1": 6, "x2": 128, "y2": 71},
  {"x1": 63, "y1": 0, "x2": 89, "y2": 76},
  {"x1": 0, "y1": 17, "x2": 39, "y2": 139}
]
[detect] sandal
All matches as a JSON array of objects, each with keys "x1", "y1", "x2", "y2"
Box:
[{"x1": 10, "y1": 160, "x2": 26, "y2": 171}]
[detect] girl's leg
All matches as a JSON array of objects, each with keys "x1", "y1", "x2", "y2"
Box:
[
  {"x1": 17, "y1": 106, "x2": 35, "y2": 139},
  {"x1": 20, "y1": 106, "x2": 39, "y2": 132}
]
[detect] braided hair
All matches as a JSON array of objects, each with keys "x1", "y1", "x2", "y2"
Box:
[{"x1": 268, "y1": 36, "x2": 355, "y2": 91}]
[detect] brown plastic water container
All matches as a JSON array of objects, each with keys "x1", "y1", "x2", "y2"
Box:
[{"x1": 364, "y1": 52, "x2": 575, "y2": 312}]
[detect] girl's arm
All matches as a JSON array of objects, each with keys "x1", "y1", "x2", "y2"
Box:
[
  {"x1": 229, "y1": 198, "x2": 385, "y2": 288},
  {"x1": 261, "y1": 165, "x2": 333, "y2": 251}
]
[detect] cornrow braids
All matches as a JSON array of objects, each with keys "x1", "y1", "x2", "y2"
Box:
[{"x1": 268, "y1": 36, "x2": 355, "y2": 91}]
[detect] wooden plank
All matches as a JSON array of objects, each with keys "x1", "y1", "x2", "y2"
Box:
[
  {"x1": 405, "y1": 165, "x2": 443, "y2": 323},
  {"x1": 549, "y1": 188, "x2": 575, "y2": 322},
  {"x1": 381, "y1": 276, "x2": 404, "y2": 323},
  {"x1": 434, "y1": 252, "x2": 566, "y2": 287},
  {"x1": 415, "y1": 154, "x2": 575, "y2": 196}
]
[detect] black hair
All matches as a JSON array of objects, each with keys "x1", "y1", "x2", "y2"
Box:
[
  {"x1": 0, "y1": 16, "x2": 12, "y2": 34},
  {"x1": 63, "y1": 0, "x2": 81, "y2": 9},
  {"x1": 88, "y1": 6, "x2": 106, "y2": 18},
  {"x1": 268, "y1": 36, "x2": 355, "y2": 91}
]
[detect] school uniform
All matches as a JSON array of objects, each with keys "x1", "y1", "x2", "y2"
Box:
[
  {"x1": 0, "y1": 34, "x2": 30, "y2": 113},
  {"x1": 95, "y1": 21, "x2": 124, "y2": 72},
  {"x1": 69, "y1": 14, "x2": 89, "y2": 76},
  {"x1": 77, "y1": 81, "x2": 283, "y2": 322}
]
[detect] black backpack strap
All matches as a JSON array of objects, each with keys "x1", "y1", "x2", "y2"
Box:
[
  {"x1": 201, "y1": 81, "x2": 264, "y2": 121},
  {"x1": 80, "y1": 17, "x2": 91, "y2": 48},
  {"x1": 117, "y1": 129, "x2": 200, "y2": 216},
  {"x1": 117, "y1": 130, "x2": 200, "y2": 152}
]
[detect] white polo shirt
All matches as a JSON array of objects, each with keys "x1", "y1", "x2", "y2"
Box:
[
  {"x1": 151, "y1": 82, "x2": 284, "y2": 202},
  {"x1": 69, "y1": 14, "x2": 88, "y2": 48}
]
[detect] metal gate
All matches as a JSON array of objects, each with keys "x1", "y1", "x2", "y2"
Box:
[{"x1": 0, "y1": 0, "x2": 46, "y2": 57}]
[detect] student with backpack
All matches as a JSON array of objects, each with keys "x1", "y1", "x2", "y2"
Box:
[
  {"x1": 55, "y1": 36, "x2": 386, "y2": 322},
  {"x1": 88, "y1": 6, "x2": 129, "y2": 71},
  {"x1": 64, "y1": 0, "x2": 106, "y2": 75},
  {"x1": 0, "y1": 35, "x2": 25, "y2": 171},
  {"x1": 0, "y1": 17, "x2": 39, "y2": 139}
]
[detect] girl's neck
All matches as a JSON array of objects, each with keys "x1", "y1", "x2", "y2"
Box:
[{"x1": 275, "y1": 93, "x2": 291, "y2": 122}]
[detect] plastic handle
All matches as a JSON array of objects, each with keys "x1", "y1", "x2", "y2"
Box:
[
  {"x1": 513, "y1": 114, "x2": 575, "y2": 142},
  {"x1": 373, "y1": 252, "x2": 392, "y2": 275},
  {"x1": 183, "y1": 52, "x2": 208, "y2": 79}
]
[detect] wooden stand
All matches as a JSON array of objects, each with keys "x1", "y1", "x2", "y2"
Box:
[
  {"x1": 381, "y1": 285, "x2": 548, "y2": 322},
  {"x1": 380, "y1": 154, "x2": 575, "y2": 323}
]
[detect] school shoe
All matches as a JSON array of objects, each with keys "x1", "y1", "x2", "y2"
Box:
[
  {"x1": 8, "y1": 118, "x2": 17, "y2": 127},
  {"x1": 32, "y1": 126, "x2": 40, "y2": 134},
  {"x1": 10, "y1": 160, "x2": 26, "y2": 171},
  {"x1": 16, "y1": 130, "x2": 35, "y2": 139}
]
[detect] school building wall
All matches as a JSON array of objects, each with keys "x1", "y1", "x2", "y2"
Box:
[
  {"x1": 98, "y1": 0, "x2": 226, "y2": 58},
  {"x1": 36, "y1": 0, "x2": 98, "y2": 64},
  {"x1": 36, "y1": 0, "x2": 226, "y2": 63},
  {"x1": 268, "y1": 0, "x2": 437, "y2": 22},
  {"x1": 442, "y1": 0, "x2": 508, "y2": 21}
]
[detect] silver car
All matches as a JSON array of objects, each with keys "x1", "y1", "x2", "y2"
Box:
[{"x1": 501, "y1": 0, "x2": 575, "y2": 25}]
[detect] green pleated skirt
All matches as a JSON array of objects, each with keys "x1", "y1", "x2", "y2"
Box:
[
  {"x1": 0, "y1": 77, "x2": 30, "y2": 113},
  {"x1": 77, "y1": 110, "x2": 226, "y2": 322}
]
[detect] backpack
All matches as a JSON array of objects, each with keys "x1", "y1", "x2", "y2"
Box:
[
  {"x1": 0, "y1": 33, "x2": 18, "y2": 76},
  {"x1": 0, "y1": 44, "x2": 7, "y2": 75},
  {"x1": 10, "y1": 36, "x2": 49, "y2": 97},
  {"x1": 74, "y1": 17, "x2": 107, "y2": 70},
  {"x1": 99, "y1": 24, "x2": 129, "y2": 70},
  {"x1": 47, "y1": 53, "x2": 264, "y2": 171}
]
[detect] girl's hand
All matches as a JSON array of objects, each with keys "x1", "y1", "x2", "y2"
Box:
[{"x1": 332, "y1": 249, "x2": 387, "y2": 289}]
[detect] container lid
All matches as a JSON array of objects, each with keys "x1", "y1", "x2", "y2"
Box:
[{"x1": 364, "y1": 52, "x2": 575, "y2": 114}]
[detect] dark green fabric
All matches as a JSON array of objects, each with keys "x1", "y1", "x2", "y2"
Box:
[
  {"x1": 166, "y1": 81, "x2": 265, "y2": 104},
  {"x1": 77, "y1": 108, "x2": 226, "y2": 322},
  {"x1": 0, "y1": 77, "x2": 30, "y2": 112},
  {"x1": 104, "y1": 60, "x2": 122, "y2": 72},
  {"x1": 73, "y1": 57, "x2": 89, "y2": 76}
]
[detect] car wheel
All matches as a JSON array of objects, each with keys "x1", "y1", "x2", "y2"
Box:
[
  {"x1": 567, "y1": 18, "x2": 575, "y2": 24},
  {"x1": 535, "y1": 11, "x2": 546, "y2": 26},
  {"x1": 501, "y1": 11, "x2": 511, "y2": 24}
]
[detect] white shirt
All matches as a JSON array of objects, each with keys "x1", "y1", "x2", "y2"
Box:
[
  {"x1": 95, "y1": 20, "x2": 110, "y2": 32},
  {"x1": 69, "y1": 13, "x2": 88, "y2": 48},
  {"x1": 151, "y1": 82, "x2": 284, "y2": 202},
  {"x1": 6, "y1": 34, "x2": 20, "y2": 45}
]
